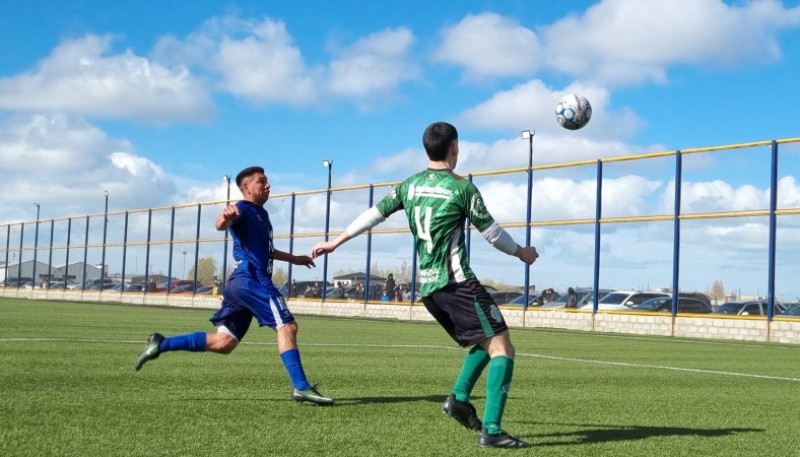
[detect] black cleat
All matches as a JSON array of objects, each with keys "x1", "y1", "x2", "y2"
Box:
[
  {"x1": 442, "y1": 393, "x2": 482, "y2": 431},
  {"x1": 478, "y1": 429, "x2": 529, "y2": 448},
  {"x1": 134, "y1": 333, "x2": 164, "y2": 371},
  {"x1": 292, "y1": 385, "x2": 334, "y2": 405}
]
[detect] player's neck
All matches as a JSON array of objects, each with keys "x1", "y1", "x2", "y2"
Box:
[{"x1": 428, "y1": 160, "x2": 452, "y2": 171}]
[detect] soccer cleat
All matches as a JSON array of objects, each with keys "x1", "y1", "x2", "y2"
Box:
[
  {"x1": 292, "y1": 385, "x2": 334, "y2": 405},
  {"x1": 478, "y1": 428, "x2": 529, "y2": 448},
  {"x1": 134, "y1": 333, "x2": 164, "y2": 371},
  {"x1": 442, "y1": 393, "x2": 482, "y2": 431}
]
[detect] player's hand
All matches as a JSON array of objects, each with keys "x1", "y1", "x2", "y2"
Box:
[
  {"x1": 516, "y1": 246, "x2": 539, "y2": 265},
  {"x1": 293, "y1": 255, "x2": 316, "y2": 269},
  {"x1": 221, "y1": 204, "x2": 241, "y2": 221},
  {"x1": 311, "y1": 241, "x2": 336, "y2": 259}
]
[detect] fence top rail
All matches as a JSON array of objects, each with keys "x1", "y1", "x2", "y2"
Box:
[{"x1": 2, "y1": 137, "x2": 799, "y2": 228}]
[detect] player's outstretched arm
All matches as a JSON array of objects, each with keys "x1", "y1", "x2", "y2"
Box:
[
  {"x1": 275, "y1": 250, "x2": 316, "y2": 269},
  {"x1": 311, "y1": 206, "x2": 387, "y2": 259}
]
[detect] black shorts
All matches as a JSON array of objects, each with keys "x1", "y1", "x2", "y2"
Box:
[{"x1": 421, "y1": 278, "x2": 509, "y2": 347}]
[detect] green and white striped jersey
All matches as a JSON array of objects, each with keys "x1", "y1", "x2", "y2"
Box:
[{"x1": 375, "y1": 168, "x2": 499, "y2": 297}]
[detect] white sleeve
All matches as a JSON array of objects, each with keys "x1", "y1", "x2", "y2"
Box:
[
  {"x1": 344, "y1": 206, "x2": 386, "y2": 238},
  {"x1": 479, "y1": 221, "x2": 519, "y2": 256}
]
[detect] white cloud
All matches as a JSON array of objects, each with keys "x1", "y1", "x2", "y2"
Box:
[
  {"x1": 327, "y1": 27, "x2": 419, "y2": 101},
  {"x1": 455, "y1": 79, "x2": 642, "y2": 141},
  {"x1": 433, "y1": 13, "x2": 541, "y2": 78},
  {"x1": 542, "y1": 0, "x2": 800, "y2": 85},
  {"x1": 215, "y1": 19, "x2": 319, "y2": 106},
  {"x1": 0, "y1": 114, "x2": 176, "y2": 221},
  {"x1": 0, "y1": 35, "x2": 212, "y2": 123}
]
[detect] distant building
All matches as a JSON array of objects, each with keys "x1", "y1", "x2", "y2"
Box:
[{"x1": 332, "y1": 271, "x2": 386, "y2": 287}]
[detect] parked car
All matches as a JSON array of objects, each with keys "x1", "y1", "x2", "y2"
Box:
[
  {"x1": 490, "y1": 291, "x2": 523, "y2": 305},
  {"x1": 581, "y1": 290, "x2": 670, "y2": 311},
  {"x1": 713, "y1": 301, "x2": 786, "y2": 316},
  {"x1": 543, "y1": 288, "x2": 612, "y2": 309},
  {"x1": 780, "y1": 304, "x2": 800, "y2": 316},
  {"x1": 2, "y1": 277, "x2": 33, "y2": 288},
  {"x1": 503, "y1": 292, "x2": 545, "y2": 308},
  {"x1": 628, "y1": 296, "x2": 712, "y2": 314}
]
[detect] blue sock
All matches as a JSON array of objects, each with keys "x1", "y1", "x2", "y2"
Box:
[
  {"x1": 280, "y1": 349, "x2": 312, "y2": 390},
  {"x1": 159, "y1": 332, "x2": 207, "y2": 352}
]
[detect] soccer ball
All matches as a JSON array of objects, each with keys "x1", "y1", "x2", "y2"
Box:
[{"x1": 555, "y1": 93, "x2": 592, "y2": 130}]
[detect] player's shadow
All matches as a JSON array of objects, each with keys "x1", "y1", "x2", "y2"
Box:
[
  {"x1": 334, "y1": 394, "x2": 445, "y2": 405},
  {"x1": 522, "y1": 421, "x2": 763, "y2": 447}
]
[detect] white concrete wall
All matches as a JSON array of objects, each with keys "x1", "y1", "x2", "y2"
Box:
[{"x1": 4, "y1": 287, "x2": 799, "y2": 345}]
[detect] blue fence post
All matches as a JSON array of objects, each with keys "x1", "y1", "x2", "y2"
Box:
[
  {"x1": 121, "y1": 211, "x2": 129, "y2": 287},
  {"x1": 671, "y1": 150, "x2": 683, "y2": 316},
  {"x1": 287, "y1": 193, "x2": 296, "y2": 297},
  {"x1": 167, "y1": 206, "x2": 176, "y2": 294},
  {"x1": 193, "y1": 204, "x2": 202, "y2": 295},
  {"x1": 144, "y1": 209, "x2": 152, "y2": 293},
  {"x1": 65, "y1": 218, "x2": 71, "y2": 288},
  {"x1": 3, "y1": 225, "x2": 9, "y2": 284},
  {"x1": 767, "y1": 140, "x2": 779, "y2": 321},
  {"x1": 81, "y1": 216, "x2": 89, "y2": 289},
  {"x1": 592, "y1": 160, "x2": 603, "y2": 313},
  {"x1": 364, "y1": 185, "x2": 374, "y2": 303},
  {"x1": 47, "y1": 220, "x2": 54, "y2": 286},
  {"x1": 16, "y1": 223, "x2": 23, "y2": 286},
  {"x1": 466, "y1": 173, "x2": 473, "y2": 261}
]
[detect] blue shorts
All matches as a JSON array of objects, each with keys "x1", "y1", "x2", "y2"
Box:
[{"x1": 209, "y1": 276, "x2": 295, "y2": 341}]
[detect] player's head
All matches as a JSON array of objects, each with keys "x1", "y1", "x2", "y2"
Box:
[
  {"x1": 235, "y1": 166, "x2": 270, "y2": 204},
  {"x1": 423, "y1": 122, "x2": 458, "y2": 161},
  {"x1": 235, "y1": 166, "x2": 264, "y2": 187}
]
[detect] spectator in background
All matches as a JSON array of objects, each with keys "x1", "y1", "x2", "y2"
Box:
[
  {"x1": 566, "y1": 287, "x2": 578, "y2": 309},
  {"x1": 385, "y1": 274, "x2": 396, "y2": 301}
]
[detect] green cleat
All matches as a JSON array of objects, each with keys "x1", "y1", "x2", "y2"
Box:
[
  {"x1": 292, "y1": 385, "x2": 334, "y2": 405},
  {"x1": 135, "y1": 333, "x2": 164, "y2": 371}
]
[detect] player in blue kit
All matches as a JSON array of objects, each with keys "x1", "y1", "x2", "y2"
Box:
[{"x1": 135, "y1": 166, "x2": 333, "y2": 405}]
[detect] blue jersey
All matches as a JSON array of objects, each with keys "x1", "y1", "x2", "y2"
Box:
[{"x1": 228, "y1": 200, "x2": 279, "y2": 294}]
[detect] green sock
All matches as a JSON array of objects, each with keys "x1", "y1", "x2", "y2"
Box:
[
  {"x1": 452, "y1": 345, "x2": 490, "y2": 402},
  {"x1": 483, "y1": 355, "x2": 514, "y2": 434}
]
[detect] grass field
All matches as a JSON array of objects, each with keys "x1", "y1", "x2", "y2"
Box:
[{"x1": 1, "y1": 298, "x2": 799, "y2": 456}]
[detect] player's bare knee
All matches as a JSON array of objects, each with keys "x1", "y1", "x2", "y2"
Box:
[{"x1": 208, "y1": 333, "x2": 238, "y2": 354}]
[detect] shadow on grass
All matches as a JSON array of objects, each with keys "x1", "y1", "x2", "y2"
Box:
[
  {"x1": 333, "y1": 394, "x2": 445, "y2": 405},
  {"x1": 522, "y1": 421, "x2": 763, "y2": 446}
]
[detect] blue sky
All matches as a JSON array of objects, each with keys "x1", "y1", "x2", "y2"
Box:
[{"x1": 1, "y1": 0, "x2": 799, "y2": 298}]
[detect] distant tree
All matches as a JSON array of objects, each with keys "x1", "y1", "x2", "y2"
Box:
[
  {"x1": 273, "y1": 267, "x2": 287, "y2": 288},
  {"x1": 187, "y1": 257, "x2": 217, "y2": 285},
  {"x1": 709, "y1": 280, "x2": 725, "y2": 303}
]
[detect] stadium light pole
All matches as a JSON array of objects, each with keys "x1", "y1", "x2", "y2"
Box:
[
  {"x1": 32, "y1": 203, "x2": 40, "y2": 287},
  {"x1": 322, "y1": 160, "x2": 333, "y2": 302},
  {"x1": 521, "y1": 130, "x2": 535, "y2": 309},
  {"x1": 101, "y1": 190, "x2": 108, "y2": 283}
]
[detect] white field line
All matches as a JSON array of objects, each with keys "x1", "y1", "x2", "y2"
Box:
[{"x1": 2, "y1": 337, "x2": 799, "y2": 382}]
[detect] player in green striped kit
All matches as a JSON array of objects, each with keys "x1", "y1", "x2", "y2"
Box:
[{"x1": 311, "y1": 122, "x2": 539, "y2": 448}]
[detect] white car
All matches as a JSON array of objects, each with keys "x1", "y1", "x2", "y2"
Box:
[{"x1": 581, "y1": 290, "x2": 670, "y2": 311}]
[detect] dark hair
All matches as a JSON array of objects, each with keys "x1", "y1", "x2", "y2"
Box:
[
  {"x1": 235, "y1": 166, "x2": 264, "y2": 187},
  {"x1": 422, "y1": 122, "x2": 458, "y2": 161}
]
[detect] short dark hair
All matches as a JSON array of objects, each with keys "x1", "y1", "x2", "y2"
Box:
[
  {"x1": 235, "y1": 166, "x2": 264, "y2": 187},
  {"x1": 422, "y1": 122, "x2": 458, "y2": 161}
]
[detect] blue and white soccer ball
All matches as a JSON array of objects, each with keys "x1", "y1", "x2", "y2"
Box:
[{"x1": 555, "y1": 93, "x2": 592, "y2": 130}]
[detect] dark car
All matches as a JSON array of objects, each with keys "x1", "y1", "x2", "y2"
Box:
[
  {"x1": 490, "y1": 291, "x2": 523, "y2": 305},
  {"x1": 713, "y1": 301, "x2": 786, "y2": 316},
  {"x1": 629, "y1": 296, "x2": 712, "y2": 314},
  {"x1": 780, "y1": 304, "x2": 800, "y2": 316},
  {"x1": 544, "y1": 288, "x2": 613, "y2": 309}
]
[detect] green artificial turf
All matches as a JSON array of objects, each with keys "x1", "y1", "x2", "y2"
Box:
[{"x1": 1, "y1": 298, "x2": 799, "y2": 456}]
